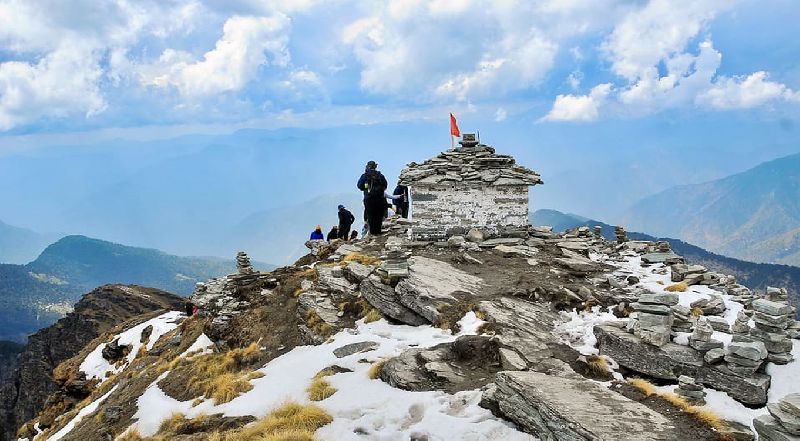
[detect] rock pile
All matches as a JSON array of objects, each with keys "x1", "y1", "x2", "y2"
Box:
[
  {"x1": 381, "y1": 237, "x2": 411, "y2": 278},
  {"x1": 725, "y1": 340, "x2": 767, "y2": 376},
  {"x1": 236, "y1": 251, "x2": 254, "y2": 275},
  {"x1": 754, "y1": 394, "x2": 800, "y2": 439},
  {"x1": 731, "y1": 309, "x2": 751, "y2": 335},
  {"x1": 671, "y1": 304, "x2": 694, "y2": 333},
  {"x1": 688, "y1": 317, "x2": 723, "y2": 352},
  {"x1": 675, "y1": 375, "x2": 706, "y2": 406},
  {"x1": 399, "y1": 145, "x2": 542, "y2": 187},
  {"x1": 614, "y1": 226, "x2": 628, "y2": 243},
  {"x1": 690, "y1": 294, "x2": 726, "y2": 315},
  {"x1": 593, "y1": 225, "x2": 602, "y2": 239},
  {"x1": 746, "y1": 298, "x2": 795, "y2": 364},
  {"x1": 631, "y1": 292, "x2": 677, "y2": 346}
]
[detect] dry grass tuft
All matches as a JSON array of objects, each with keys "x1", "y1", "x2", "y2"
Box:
[
  {"x1": 688, "y1": 407, "x2": 727, "y2": 432},
  {"x1": 235, "y1": 402, "x2": 332, "y2": 440},
  {"x1": 305, "y1": 310, "x2": 334, "y2": 338},
  {"x1": 368, "y1": 360, "x2": 386, "y2": 380},
  {"x1": 691, "y1": 307, "x2": 705, "y2": 317},
  {"x1": 168, "y1": 342, "x2": 263, "y2": 404},
  {"x1": 343, "y1": 252, "x2": 381, "y2": 266},
  {"x1": 665, "y1": 282, "x2": 688, "y2": 292},
  {"x1": 206, "y1": 373, "x2": 254, "y2": 404},
  {"x1": 247, "y1": 371, "x2": 266, "y2": 380},
  {"x1": 157, "y1": 412, "x2": 188, "y2": 435},
  {"x1": 364, "y1": 309, "x2": 382, "y2": 323},
  {"x1": 306, "y1": 373, "x2": 337, "y2": 401},
  {"x1": 628, "y1": 378, "x2": 657, "y2": 396},
  {"x1": 116, "y1": 427, "x2": 144, "y2": 441},
  {"x1": 585, "y1": 355, "x2": 610, "y2": 375}
]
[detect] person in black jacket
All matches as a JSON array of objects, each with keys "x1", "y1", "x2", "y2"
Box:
[
  {"x1": 392, "y1": 184, "x2": 409, "y2": 218},
  {"x1": 326, "y1": 226, "x2": 339, "y2": 242},
  {"x1": 337, "y1": 205, "x2": 355, "y2": 240},
  {"x1": 357, "y1": 161, "x2": 388, "y2": 235}
]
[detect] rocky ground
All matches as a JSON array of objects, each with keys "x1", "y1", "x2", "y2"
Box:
[{"x1": 12, "y1": 217, "x2": 800, "y2": 441}]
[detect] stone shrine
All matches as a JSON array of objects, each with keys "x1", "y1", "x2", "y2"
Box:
[{"x1": 399, "y1": 134, "x2": 542, "y2": 240}]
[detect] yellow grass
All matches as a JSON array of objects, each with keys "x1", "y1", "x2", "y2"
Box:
[
  {"x1": 342, "y1": 252, "x2": 381, "y2": 266},
  {"x1": 157, "y1": 412, "x2": 187, "y2": 434},
  {"x1": 666, "y1": 282, "x2": 688, "y2": 292},
  {"x1": 206, "y1": 373, "x2": 254, "y2": 404},
  {"x1": 293, "y1": 287, "x2": 306, "y2": 298},
  {"x1": 628, "y1": 378, "x2": 657, "y2": 396},
  {"x1": 235, "y1": 402, "x2": 332, "y2": 441},
  {"x1": 691, "y1": 307, "x2": 705, "y2": 317},
  {"x1": 115, "y1": 427, "x2": 144, "y2": 441},
  {"x1": 586, "y1": 355, "x2": 610, "y2": 375},
  {"x1": 247, "y1": 371, "x2": 266, "y2": 380},
  {"x1": 305, "y1": 311, "x2": 334, "y2": 338},
  {"x1": 364, "y1": 309, "x2": 382, "y2": 323},
  {"x1": 306, "y1": 375, "x2": 337, "y2": 401},
  {"x1": 368, "y1": 360, "x2": 386, "y2": 380},
  {"x1": 169, "y1": 342, "x2": 262, "y2": 404}
]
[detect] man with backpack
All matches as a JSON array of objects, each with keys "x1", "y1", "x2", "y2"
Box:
[
  {"x1": 357, "y1": 160, "x2": 388, "y2": 235},
  {"x1": 337, "y1": 205, "x2": 356, "y2": 240}
]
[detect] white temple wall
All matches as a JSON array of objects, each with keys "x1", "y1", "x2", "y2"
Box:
[{"x1": 409, "y1": 184, "x2": 529, "y2": 239}]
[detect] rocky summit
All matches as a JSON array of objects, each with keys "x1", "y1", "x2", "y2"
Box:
[{"x1": 6, "y1": 216, "x2": 800, "y2": 441}]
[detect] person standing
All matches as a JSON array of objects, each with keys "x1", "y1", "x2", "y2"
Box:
[
  {"x1": 357, "y1": 160, "x2": 388, "y2": 235},
  {"x1": 326, "y1": 226, "x2": 339, "y2": 242},
  {"x1": 392, "y1": 184, "x2": 409, "y2": 218},
  {"x1": 337, "y1": 205, "x2": 355, "y2": 240}
]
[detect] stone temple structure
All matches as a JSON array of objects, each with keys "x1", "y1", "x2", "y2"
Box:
[{"x1": 399, "y1": 134, "x2": 542, "y2": 240}]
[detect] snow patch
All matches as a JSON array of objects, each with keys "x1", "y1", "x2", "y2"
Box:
[
  {"x1": 46, "y1": 385, "x2": 118, "y2": 441},
  {"x1": 555, "y1": 307, "x2": 622, "y2": 355},
  {"x1": 79, "y1": 311, "x2": 183, "y2": 380}
]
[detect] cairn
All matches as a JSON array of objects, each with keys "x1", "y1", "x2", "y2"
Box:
[
  {"x1": 671, "y1": 304, "x2": 694, "y2": 333},
  {"x1": 675, "y1": 375, "x2": 706, "y2": 406},
  {"x1": 727, "y1": 285, "x2": 755, "y2": 308},
  {"x1": 731, "y1": 309, "x2": 751, "y2": 335},
  {"x1": 381, "y1": 237, "x2": 411, "y2": 278},
  {"x1": 593, "y1": 225, "x2": 603, "y2": 239},
  {"x1": 688, "y1": 317, "x2": 723, "y2": 352},
  {"x1": 614, "y1": 226, "x2": 628, "y2": 243},
  {"x1": 655, "y1": 241, "x2": 671, "y2": 253},
  {"x1": 746, "y1": 298, "x2": 795, "y2": 364},
  {"x1": 725, "y1": 340, "x2": 767, "y2": 376},
  {"x1": 754, "y1": 394, "x2": 800, "y2": 438},
  {"x1": 766, "y1": 286, "x2": 789, "y2": 302},
  {"x1": 236, "y1": 251, "x2": 254, "y2": 275},
  {"x1": 632, "y1": 292, "x2": 677, "y2": 347}
]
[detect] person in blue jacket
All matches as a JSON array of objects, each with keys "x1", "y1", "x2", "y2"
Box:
[
  {"x1": 357, "y1": 161, "x2": 388, "y2": 235},
  {"x1": 309, "y1": 225, "x2": 324, "y2": 240}
]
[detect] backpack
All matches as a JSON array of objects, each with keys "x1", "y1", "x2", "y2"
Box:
[{"x1": 365, "y1": 170, "x2": 386, "y2": 197}]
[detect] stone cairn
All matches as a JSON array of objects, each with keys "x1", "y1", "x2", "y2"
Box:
[
  {"x1": 670, "y1": 304, "x2": 694, "y2": 333},
  {"x1": 631, "y1": 292, "x2": 677, "y2": 347},
  {"x1": 688, "y1": 317, "x2": 723, "y2": 352},
  {"x1": 725, "y1": 340, "x2": 767, "y2": 377},
  {"x1": 675, "y1": 375, "x2": 706, "y2": 406},
  {"x1": 754, "y1": 393, "x2": 800, "y2": 439},
  {"x1": 614, "y1": 226, "x2": 628, "y2": 243},
  {"x1": 731, "y1": 309, "x2": 751, "y2": 335},
  {"x1": 381, "y1": 237, "x2": 411, "y2": 278},
  {"x1": 764, "y1": 286, "x2": 800, "y2": 340},
  {"x1": 593, "y1": 225, "x2": 603, "y2": 239},
  {"x1": 746, "y1": 297, "x2": 795, "y2": 364},
  {"x1": 236, "y1": 251, "x2": 255, "y2": 274}
]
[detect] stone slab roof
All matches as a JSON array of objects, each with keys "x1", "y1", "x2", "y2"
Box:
[{"x1": 399, "y1": 145, "x2": 543, "y2": 187}]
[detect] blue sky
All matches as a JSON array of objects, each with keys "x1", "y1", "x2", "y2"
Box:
[{"x1": 0, "y1": 0, "x2": 798, "y2": 139}]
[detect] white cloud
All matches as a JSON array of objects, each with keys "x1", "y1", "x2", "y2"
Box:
[
  {"x1": 138, "y1": 15, "x2": 291, "y2": 97},
  {"x1": 494, "y1": 107, "x2": 507, "y2": 121},
  {"x1": 0, "y1": 45, "x2": 105, "y2": 130},
  {"x1": 699, "y1": 71, "x2": 799, "y2": 109},
  {"x1": 542, "y1": 83, "x2": 611, "y2": 122}
]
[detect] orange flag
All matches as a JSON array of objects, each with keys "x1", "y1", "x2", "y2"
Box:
[{"x1": 450, "y1": 113, "x2": 460, "y2": 137}]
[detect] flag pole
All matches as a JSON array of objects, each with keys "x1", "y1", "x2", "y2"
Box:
[{"x1": 450, "y1": 112, "x2": 454, "y2": 149}]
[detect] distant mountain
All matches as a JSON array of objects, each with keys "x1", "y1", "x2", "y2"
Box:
[
  {"x1": 0, "y1": 220, "x2": 60, "y2": 264},
  {"x1": 0, "y1": 236, "x2": 264, "y2": 342},
  {"x1": 531, "y1": 209, "x2": 800, "y2": 309},
  {"x1": 622, "y1": 153, "x2": 800, "y2": 266}
]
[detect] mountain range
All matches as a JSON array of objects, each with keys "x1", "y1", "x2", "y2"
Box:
[
  {"x1": 532, "y1": 209, "x2": 800, "y2": 309},
  {"x1": 0, "y1": 235, "x2": 267, "y2": 343},
  {"x1": 622, "y1": 152, "x2": 800, "y2": 266},
  {"x1": 0, "y1": 220, "x2": 60, "y2": 265}
]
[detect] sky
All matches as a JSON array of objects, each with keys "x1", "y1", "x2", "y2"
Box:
[{"x1": 0, "y1": 0, "x2": 799, "y2": 263}]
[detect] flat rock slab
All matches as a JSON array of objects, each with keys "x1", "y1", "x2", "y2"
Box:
[
  {"x1": 333, "y1": 341, "x2": 378, "y2": 358},
  {"x1": 395, "y1": 256, "x2": 482, "y2": 323},
  {"x1": 493, "y1": 371, "x2": 677, "y2": 440},
  {"x1": 360, "y1": 275, "x2": 428, "y2": 326}
]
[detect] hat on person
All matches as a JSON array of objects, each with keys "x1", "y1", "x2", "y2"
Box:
[
  {"x1": 366, "y1": 160, "x2": 377, "y2": 170},
  {"x1": 338, "y1": 204, "x2": 344, "y2": 210},
  {"x1": 315, "y1": 225, "x2": 322, "y2": 231}
]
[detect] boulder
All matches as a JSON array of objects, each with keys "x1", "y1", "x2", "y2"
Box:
[
  {"x1": 753, "y1": 299, "x2": 794, "y2": 316},
  {"x1": 728, "y1": 341, "x2": 768, "y2": 361},
  {"x1": 639, "y1": 292, "x2": 679, "y2": 306},
  {"x1": 394, "y1": 256, "x2": 482, "y2": 323},
  {"x1": 768, "y1": 403, "x2": 800, "y2": 435},
  {"x1": 359, "y1": 275, "x2": 428, "y2": 326},
  {"x1": 781, "y1": 394, "x2": 800, "y2": 417},
  {"x1": 480, "y1": 297, "x2": 557, "y2": 365},
  {"x1": 754, "y1": 415, "x2": 800, "y2": 441},
  {"x1": 466, "y1": 229, "x2": 485, "y2": 242},
  {"x1": 333, "y1": 341, "x2": 378, "y2": 358},
  {"x1": 491, "y1": 371, "x2": 677, "y2": 440}
]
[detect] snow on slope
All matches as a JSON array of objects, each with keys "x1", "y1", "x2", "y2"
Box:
[
  {"x1": 128, "y1": 312, "x2": 534, "y2": 440},
  {"x1": 79, "y1": 311, "x2": 183, "y2": 380},
  {"x1": 43, "y1": 385, "x2": 118, "y2": 441}
]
